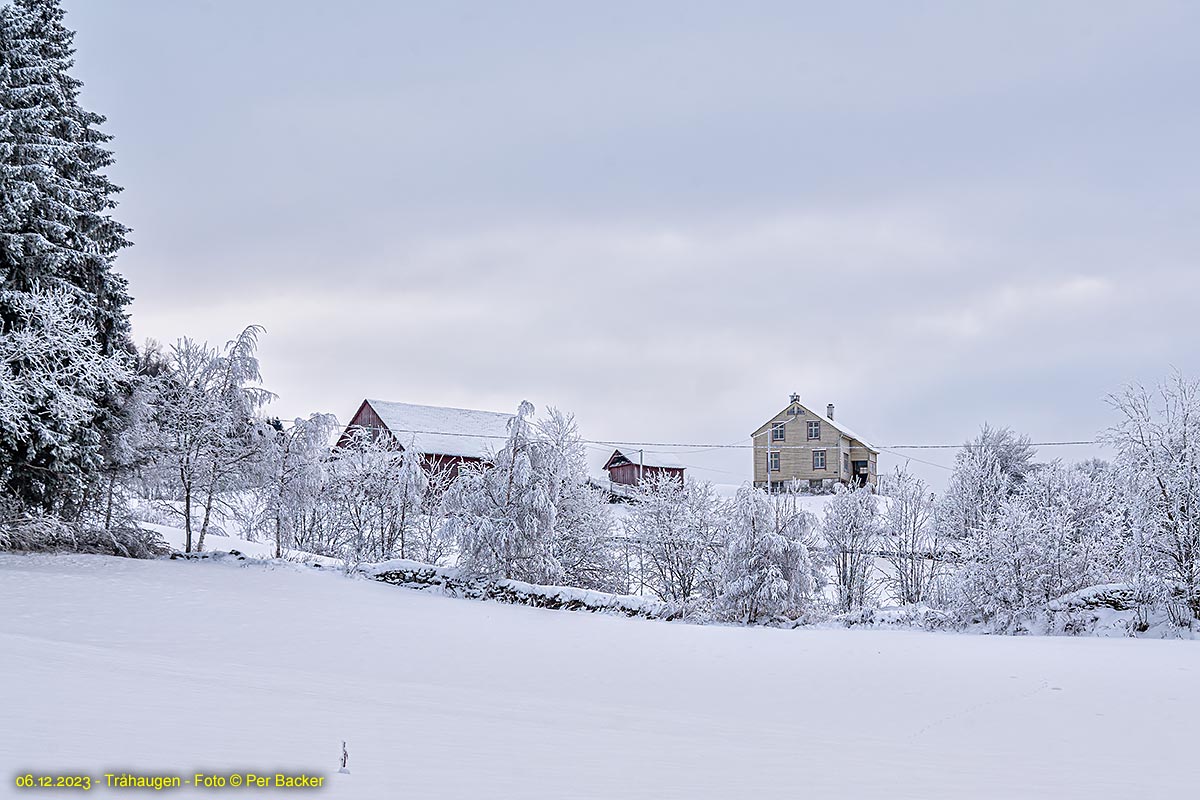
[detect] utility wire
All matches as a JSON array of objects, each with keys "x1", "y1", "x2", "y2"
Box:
[{"x1": 336, "y1": 421, "x2": 1103, "y2": 452}]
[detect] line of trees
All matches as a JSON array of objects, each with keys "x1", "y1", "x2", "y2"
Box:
[
  {"x1": 2, "y1": 1, "x2": 1197, "y2": 638},
  {"x1": 6, "y1": 290, "x2": 1200, "y2": 634}
]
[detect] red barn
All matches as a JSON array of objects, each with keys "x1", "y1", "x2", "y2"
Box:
[
  {"x1": 602, "y1": 449, "x2": 685, "y2": 486},
  {"x1": 336, "y1": 399, "x2": 514, "y2": 478}
]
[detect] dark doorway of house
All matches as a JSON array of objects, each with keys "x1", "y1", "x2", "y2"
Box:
[{"x1": 851, "y1": 461, "x2": 869, "y2": 488}]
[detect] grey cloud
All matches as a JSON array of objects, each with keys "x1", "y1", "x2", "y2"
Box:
[{"x1": 63, "y1": 0, "x2": 1200, "y2": 488}]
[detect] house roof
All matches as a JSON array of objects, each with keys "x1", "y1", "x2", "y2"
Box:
[
  {"x1": 752, "y1": 402, "x2": 879, "y2": 453},
  {"x1": 603, "y1": 448, "x2": 686, "y2": 471},
  {"x1": 363, "y1": 399, "x2": 514, "y2": 459}
]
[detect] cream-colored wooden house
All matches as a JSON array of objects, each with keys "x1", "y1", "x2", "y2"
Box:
[{"x1": 752, "y1": 394, "x2": 878, "y2": 491}]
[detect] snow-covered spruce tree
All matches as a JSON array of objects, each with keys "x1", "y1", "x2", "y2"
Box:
[
  {"x1": 1106, "y1": 374, "x2": 1200, "y2": 624},
  {"x1": 0, "y1": 0, "x2": 130, "y2": 337},
  {"x1": 822, "y1": 485, "x2": 883, "y2": 612},
  {"x1": 0, "y1": 288, "x2": 129, "y2": 518},
  {"x1": 443, "y1": 402, "x2": 618, "y2": 587},
  {"x1": 624, "y1": 473, "x2": 725, "y2": 608},
  {"x1": 878, "y1": 467, "x2": 943, "y2": 606},
  {"x1": 715, "y1": 487, "x2": 818, "y2": 624},
  {"x1": 0, "y1": 1, "x2": 132, "y2": 512},
  {"x1": 935, "y1": 424, "x2": 1035, "y2": 543}
]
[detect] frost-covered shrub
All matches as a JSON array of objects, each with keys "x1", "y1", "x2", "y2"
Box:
[
  {"x1": 0, "y1": 498, "x2": 168, "y2": 558},
  {"x1": 715, "y1": 487, "x2": 818, "y2": 624},
  {"x1": 830, "y1": 604, "x2": 958, "y2": 632}
]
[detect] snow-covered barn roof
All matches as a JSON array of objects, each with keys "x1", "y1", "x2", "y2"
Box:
[
  {"x1": 815, "y1": 412, "x2": 877, "y2": 452},
  {"x1": 603, "y1": 448, "x2": 686, "y2": 471},
  {"x1": 363, "y1": 399, "x2": 514, "y2": 459}
]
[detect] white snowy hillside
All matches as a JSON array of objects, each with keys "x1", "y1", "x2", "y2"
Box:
[{"x1": 2, "y1": 552, "x2": 1196, "y2": 800}]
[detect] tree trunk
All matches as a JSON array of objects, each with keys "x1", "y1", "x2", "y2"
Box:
[
  {"x1": 197, "y1": 469, "x2": 218, "y2": 553},
  {"x1": 103, "y1": 471, "x2": 117, "y2": 532}
]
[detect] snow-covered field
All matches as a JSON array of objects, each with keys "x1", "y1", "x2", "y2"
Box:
[{"x1": 2, "y1": 552, "x2": 1197, "y2": 799}]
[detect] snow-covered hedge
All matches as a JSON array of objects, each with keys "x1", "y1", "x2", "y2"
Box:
[
  {"x1": 168, "y1": 549, "x2": 333, "y2": 572},
  {"x1": 825, "y1": 603, "x2": 960, "y2": 632},
  {"x1": 0, "y1": 513, "x2": 169, "y2": 559},
  {"x1": 1046, "y1": 583, "x2": 1141, "y2": 613},
  {"x1": 364, "y1": 559, "x2": 682, "y2": 620},
  {"x1": 1042, "y1": 583, "x2": 1191, "y2": 638}
]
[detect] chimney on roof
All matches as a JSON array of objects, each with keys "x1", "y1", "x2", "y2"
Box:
[
  {"x1": 790, "y1": 392, "x2": 800, "y2": 404},
  {"x1": 827, "y1": 403, "x2": 835, "y2": 420}
]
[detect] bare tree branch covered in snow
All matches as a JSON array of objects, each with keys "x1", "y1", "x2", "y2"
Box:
[
  {"x1": 878, "y1": 467, "x2": 943, "y2": 606},
  {"x1": 1106, "y1": 373, "x2": 1200, "y2": 624},
  {"x1": 262, "y1": 413, "x2": 338, "y2": 559},
  {"x1": 624, "y1": 474, "x2": 725, "y2": 609},
  {"x1": 823, "y1": 486, "x2": 883, "y2": 612}
]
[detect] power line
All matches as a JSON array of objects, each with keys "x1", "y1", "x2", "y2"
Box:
[
  {"x1": 884, "y1": 440, "x2": 1098, "y2": 450},
  {"x1": 877, "y1": 447, "x2": 954, "y2": 472},
  {"x1": 342, "y1": 423, "x2": 1103, "y2": 452}
]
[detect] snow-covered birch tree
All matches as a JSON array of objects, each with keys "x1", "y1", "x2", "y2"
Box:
[
  {"x1": 625, "y1": 474, "x2": 725, "y2": 607},
  {"x1": 822, "y1": 486, "x2": 883, "y2": 612},
  {"x1": 147, "y1": 327, "x2": 275, "y2": 552},
  {"x1": 443, "y1": 402, "x2": 618, "y2": 587},
  {"x1": 879, "y1": 467, "x2": 942, "y2": 606}
]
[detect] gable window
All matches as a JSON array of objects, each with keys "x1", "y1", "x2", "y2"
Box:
[
  {"x1": 768, "y1": 451, "x2": 780, "y2": 471},
  {"x1": 771, "y1": 422, "x2": 786, "y2": 441},
  {"x1": 807, "y1": 421, "x2": 821, "y2": 440},
  {"x1": 813, "y1": 450, "x2": 826, "y2": 470}
]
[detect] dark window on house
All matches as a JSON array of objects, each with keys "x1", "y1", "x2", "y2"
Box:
[
  {"x1": 768, "y1": 451, "x2": 780, "y2": 471},
  {"x1": 807, "y1": 421, "x2": 821, "y2": 440},
  {"x1": 813, "y1": 450, "x2": 826, "y2": 470},
  {"x1": 844, "y1": 452, "x2": 850, "y2": 472},
  {"x1": 771, "y1": 422, "x2": 786, "y2": 441}
]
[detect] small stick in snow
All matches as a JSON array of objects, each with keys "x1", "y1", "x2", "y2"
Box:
[{"x1": 338, "y1": 741, "x2": 350, "y2": 774}]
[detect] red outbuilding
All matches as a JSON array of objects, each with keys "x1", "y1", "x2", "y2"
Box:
[{"x1": 602, "y1": 449, "x2": 685, "y2": 486}]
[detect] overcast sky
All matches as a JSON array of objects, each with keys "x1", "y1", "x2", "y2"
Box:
[{"x1": 64, "y1": 0, "x2": 1200, "y2": 488}]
